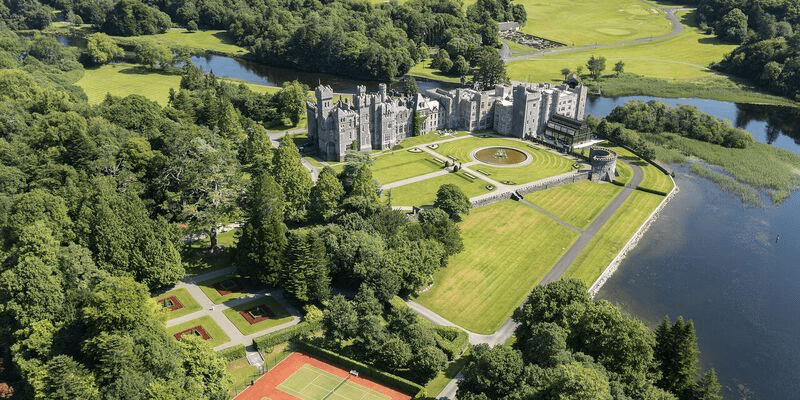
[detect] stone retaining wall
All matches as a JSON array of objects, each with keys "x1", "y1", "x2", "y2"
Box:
[
  {"x1": 516, "y1": 171, "x2": 590, "y2": 196},
  {"x1": 470, "y1": 191, "x2": 515, "y2": 208}
]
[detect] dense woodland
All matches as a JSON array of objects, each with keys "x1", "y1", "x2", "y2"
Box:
[{"x1": 692, "y1": 0, "x2": 800, "y2": 100}]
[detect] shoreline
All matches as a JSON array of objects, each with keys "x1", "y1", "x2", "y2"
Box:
[{"x1": 588, "y1": 176, "x2": 679, "y2": 297}]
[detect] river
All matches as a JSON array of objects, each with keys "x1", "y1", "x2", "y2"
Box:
[{"x1": 191, "y1": 55, "x2": 800, "y2": 399}]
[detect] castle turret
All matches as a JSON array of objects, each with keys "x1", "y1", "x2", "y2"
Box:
[{"x1": 378, "y1": 83, "x2": 387, "y2": 102}]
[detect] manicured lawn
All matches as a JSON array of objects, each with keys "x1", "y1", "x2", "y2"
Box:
[
  {"x1": 198, "y1": 273, "x2": 257, "y2": 304},
  {"x1": 76, "y1": 64, "x2": 281, "y2": 105},
  {"x1": 614, "y1": 160, "x2": 634, "y2": 185},
  {"x1": 183, "y1": 228, "x2": 239, "y2": 275},
  {"x1": 371, "y1": 150, "x2": 444, "y2": 185},
  {"x1": 407, "y1": 59, "x2": 463, "y2": 83},
  {"x1": 223, "y1": 297, "x2": 294, "y2": 336},
  {"x1": 507, "y1": 11, "x2": 737, "y2": 84},
  {"x1": 227, "y1": 358, "x2": 260, "y2": 395},
  {"x1": 416, "y1": 201, "x2": 579, "y2": 334},
  {"x1": 381, "y1": 171, "x2": 492, "y2": 207},
  {"x1": 602, "y1": 143, "x2": 674, "y2": 194},
  {"x1": 112, "y1": 28, "x2": 248, "y2": 56},
  {"x1": 525, "y1": 180, "x2": 622, "y2": 229},
  {"x1": 563, "y1": 191, "x2": 665, "y2": 285},
  {"x1": 166, "y1": 316, "x2": 230, "y2": 348},
  {"x1": 155, "y1": 288, "x2": 202, "y2": 321},
  {"x1": 278, "y1": 364, "x2": 390, "y2": 400},
  {"x1": 514, "y1": 0, "x2": 671, "y2": 46},
  {"x1": 432, "y1": 137, "x2": 575, "y2": 184},
  {"x1": 391, "y1": 131, "x2": 471, "y2": 149}
]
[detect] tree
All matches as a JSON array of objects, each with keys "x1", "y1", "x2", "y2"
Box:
[
  {"x1": 472, "y1": 47, "x2": 508, "y2": 90},
  {"x1": 236, "y1": 173, "x2": 288, "y2": 285},
  {"x1": 717, "y1": 8, "x2": 748, "y2": 43},
  {"x1": 655, "y1": 317, "x2": 699, "y2": 398},
  {"x1": 513, "y1": 279, "x2": 591, "y2": 343},
  {"x1": 432, "y1": 49, "x2": 452, "y2": 72},
  {"x1": 186, "y1": 21, "x2": 198, "y2": 32},
  {"x1": 561, "y1": 67, "x2": 571, "y2": 80},
  {"x1": 520, "y1": 322, "x2": 572, "y2": 368},
  {"x1": 614, "y1": 60, "x2": 625, "y2": 76},
  {"x1": 348, "y1": 163, "x2": 379, "y2": 204},
  {"x1": 434, "y1": 183, "x2": 471, "y2": 221},
  {"x1": 419, "y1": 208, "x2": 463, "y2": 255},
  {"x1": 322, "y1": 295, "x2": 358, "y2": 345},
  {"x1": 177, "y1": 335, "x2": 233, "y2": 400},
  {"x1": 540, "y1": 362, "x2": 613, "y2": 400},
  {"x1": 693, "y1": 369, "x2": 723, "y2": 400},
  {"x1": 134, "y1": 41, "x2": 172, "y2": 69},
  {"x1": 452, "y1": 55, "x2": 470, "y2": 76},
  {"x1": 399, "y1": 76, "x2": 418, "y2": 96},
  {"x1": 283, "y1": 228, "x2": 331, "y2": 304},
  {"x1": 586, "y1": 55, "x2": 607, "y2": 80},
  {"x1": 101, "y1": 0, "x2": 172, "y2": 36},
  {"x1": 86, "y1": 33, "x2": 124, "y2": 65},
  {"x1": 308, "y1": 167, "x2": 344, "y2": 223},
  {"x1": 271, "y1": 136, "x2": 312, "y2": 223},
  {"x1": 81, "y1": 276, "x2": 154, "y2": 333},
  {"x1": 42, "y1": 355, "x2": 100, "y2": 400},
  {"x1": 272, "y1": 81, "x2": 307, "y2": 125},
  {"x1": 458, "y1": 344, "x2": 525, "y2": 399},
  {"x1": 411, "y1": 345, "x2": 448, "y2": 381}
]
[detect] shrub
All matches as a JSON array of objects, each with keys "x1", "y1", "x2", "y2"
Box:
[
  {"x1": 253, "y1": 320, "x2": 319, "y2": 351},
  {"x1": 217, "y1": 344, "x2": 246, "y2": 362}
]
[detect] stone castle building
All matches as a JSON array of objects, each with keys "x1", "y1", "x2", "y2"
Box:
[{"x1": 307, "y1": 82, "x2": 589, "y2": 161}]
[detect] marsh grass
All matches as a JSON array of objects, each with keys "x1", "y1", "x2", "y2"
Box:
[{"x1": 690, "y1": 164, "x2": 763, "y2": 206}]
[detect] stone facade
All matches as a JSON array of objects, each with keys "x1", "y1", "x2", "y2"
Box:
[
  {"x1": 308, "y1": 82, "x2": 589, "y2": 161},
  {"x1": 589, "y1": 147, "x2": 617, "y2": 182}
]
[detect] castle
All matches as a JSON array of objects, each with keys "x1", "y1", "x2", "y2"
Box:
[{"x1": 307, "y1": 82, "x2": 589, "y2": 161}]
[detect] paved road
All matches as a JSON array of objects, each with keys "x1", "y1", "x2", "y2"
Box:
[
  {"x1": 506, "y1": 7, "x2": 693, "y2": 62},
  {"x1": 410, "y1": 163, "x2": 645, "y2": 400}
]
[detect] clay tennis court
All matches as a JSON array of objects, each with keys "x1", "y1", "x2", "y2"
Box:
[{"x1": 235, "y1": 352, "x2": 412, "y2": 400}]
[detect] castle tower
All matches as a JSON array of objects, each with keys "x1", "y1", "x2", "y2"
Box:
[
  {"x1": 378, "y1": 83, "x2": 387, "y2": 103},
  {"x1": 574, "y1": 84, "x2": 588, "y2": 120},
  {"x1": 511, "y1": 85, "x2": 541, "y2": 139},
  {"x1": 314, "y1": 85, "x2": 335, "y2": 160},
  {"x1": 353, "y1": 85, "x2": 372, "y2": 151}
]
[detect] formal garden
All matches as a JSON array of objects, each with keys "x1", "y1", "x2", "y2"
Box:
[
  {"x1": 223, "y1": 297, "x2": 294, "y2": 336},
  {"x1": 166, "y1": 316, "x2": 231, "y2": 348},
  {"x1": 156, "y1": 288, "x2": 202, "y2": 320}
]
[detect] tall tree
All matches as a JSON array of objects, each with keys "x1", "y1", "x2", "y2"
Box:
[
  {"x1": 42, "y1": 355, "x2": 100, "y2": 400},
  {"x1": 85, "y1": 33, "x2": 124, "y2": 65},
  {"x1": 419, "y1": 208, "x2": 463, "y2": 255},
  {"x1": 322, "y1": 295, "x2": 358, "y2": 346},
  {"x1": 177, "y1": 336, "x2": 233, "y2": 400},
  {"x1": 271, "y1": 81, "x2": 308, "y2": 126},
  {"x1": 271, "y1": 136, "x2": 312, "y2": 223},
  {"x1": 693, "y1": 369, "x2": 723, "y2": 400},
  {"x1": 434, "y1": 183, "x2": 471, "y2": 221},
  {"x1": 614, "y1": 60, "x2": 625, "y2": 76},
  {"x1": 472, "y1": 47, "x2": 508, "y2": 90},
  {"x1": 587, "y1": 55, "x2": 607, "y2": 80},
  {"x1": 655, "y1": 317, "x2": 699, "y2": 399},
  {"x1": 308, "y1": 167, "x2": 344, "y2": 223},
  {"x1": 236, "y1": 173, "x2": 287, "y2": 286},
  {"x1": 283, "y1": 228, "x2": 331, "y2": 304}
]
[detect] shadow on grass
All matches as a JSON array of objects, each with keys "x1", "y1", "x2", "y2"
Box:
[
  {"x1": 212, "y1": 31, "x2": 237, "y2": 45},
  {"x1": 229, "y1": 297, "x2": 291, "y2": 320},
  {"x1": 116, "y1": 65, "x2": 180, "y2": 77}
]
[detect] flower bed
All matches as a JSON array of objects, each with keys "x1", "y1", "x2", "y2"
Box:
[
  {"x1": 157, "y1": 295, "x2": 184, "y2": 311},
  {"x1": 213, "y1": 278, "x2": 243, "y2": 296},
  {"x1": 241, "y1": 304, "x2": 274, "y2": 325},
  {"x1": 174, "y1": 325, "x2": 211, "y2": 341}
]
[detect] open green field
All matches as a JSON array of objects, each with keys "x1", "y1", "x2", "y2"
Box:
[
  {"x1": 382, "y1": 171, "x2": 492, "y2": 207},
  {"x1": 76, "y1": 64, "x2": 281, "y2": 105},
  {"x1": 614, "y1": 160, "x2": 634, "y2": 185},
  {"x1": 407, "y1": 59, "x2": 463, "y2": 83},
  {"x1": 602, "y1": 143, "x2": 674, "y2": 194},
  {"x1": 433, "y1": 137, "x2": 575, "y2": 184},
  {"x1": 516, "y1": 0, "x2": 671, "y2": 46},
  {"x1": 112, "y1": 28, "x2": 248, "y2": 56},
  {"x1": 166, "y1": 316, "x2": 230, "y2": 348},
  {"x1": 155, "y1": 288, "x2": 202, "y2": 321},
  {"x1": 278, "y1": 364, "x2": 390, "y2": 400},
  {"x1": 508, "y1": 11, "x2": 737, "y2": 84},
  {"x1": 564, "y1": 191, "x2": 665, "y2": 285},
  {"x1": 391, "y1": 131, "x2": 471, "y2": 149},
  {"x1": 223, "y1": 297, "x2": 294, "y2": 336},
  {"x1": 198, "y1": 274, "x2": 256, "y2": 304},
  {"x1": 525, "y1": 181, "x2": 622, "y2": 229},
  {"x1": 416, "y1": 201, "x2": 579, "y2": 333},
  {"x1": 371, "y1": 150, "x2": 444, "y2": 184}
]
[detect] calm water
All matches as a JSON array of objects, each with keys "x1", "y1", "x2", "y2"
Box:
[{"x1": 586, "y1": 97, "x2": 800, "y2": 399}]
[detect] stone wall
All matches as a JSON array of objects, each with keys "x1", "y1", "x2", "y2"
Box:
[
  {"x1": 470, "y1": 191, "x2": 515, "y2": 208},
  {"x1": 516, "y1": 171, "x2": 590, "y2": 196},
  {"x1": 589, "y1": 147, "x2": 617, "y2": 182}
]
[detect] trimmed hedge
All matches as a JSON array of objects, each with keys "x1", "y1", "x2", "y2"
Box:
[
  {"x1": 293, "y1": 340, "x2": 423, "y2": 396},
  {"x1": 432, "y1": 326, "x2": 469, "y2": 361},
  {"x1": 217, "y1": 344, "x2": 246, "y2": 362},
  {"x1": 253, "y1": 320, "x2": 319, "y2": 352}
]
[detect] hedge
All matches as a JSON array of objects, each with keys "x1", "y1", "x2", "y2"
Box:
[
  {"x1": 293, "y1": 340, "x2": 423, "y2": 396},
  {"x1": 217, "y1": 344, "x2": 246, "y2": 362},
  {"x1": 253, "y1": 320, "x2": 319, "y2": 352},
  {"x1": 432, "y1": 326, "x2": 469, "y2": 361}
]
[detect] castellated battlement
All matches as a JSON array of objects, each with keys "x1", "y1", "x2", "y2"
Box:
[{"x1": 589, "y1": 147, "x2": 617, "y2": 182}]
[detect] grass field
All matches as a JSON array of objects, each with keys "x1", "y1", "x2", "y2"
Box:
[
  {"x1": 166, "y1": 316, "x2": 230, "y2": 348},
  {"x1": 228, "y1": 358, "x2": 260, "y2": 396},
  {"x1": 183, "y1": 228, "x2": 238, "y2": 275},
  {"x1": 416, "y1": 201, "x2": 579, "y2": 333},
  {"x1": 432, "y1": 137, "x2": 575, "y2": 184},
  {"x1": 112, "y1": 28, "x2": 248, "y2": 56},
  {"x1": 563, "y1": 191, "x2": 665, "y2": 285},
  {"x1": 602, "y1": 143, "x2": 674, "y2": 194},
  {"x1": 382, "y1": 171, "x2": 492, "y2": 207},
  {"x1": 515, "y1": 0, "x2": 672, "y2": 46},
  {"x1": 390, "y1": 131, "x2": 472, "y2": 149},
  {"x1": 525, "y1": 181, "x2": 622, "y2": 229},
  {"x1": 198, "y1": 274, "x2": 256, "y2": 304},
  {"x1": 615, "y1": 160, "x2": 634, "y2": 185},
  {"x1": 278, "y1": 364, "x2": 390, "y2": 400},
  {"x1": 76, "y1": 64, "x2": 282, "y2": 105},
  {"x1": 155, "y1": 288, "x2": 202, "y2": 321},
  {"x1": 370, "y1": 150, "x2": 444, "y2": 184},
  {"x1": 223, "y1": 297, "x2": 294, "y2": 335},
  {"x1": 407, "y1": 59, "x2": 463, "y2": 83}
]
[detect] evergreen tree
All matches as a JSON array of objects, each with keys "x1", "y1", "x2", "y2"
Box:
[
  {"x1": 349, "y1": 163, "x2": 378, "y2": 202},
  {"x1": 283, "y1": 228, "x2": 331, "y2": 305},
  {"x1": 693, "y1": 369, "x2": 723, "y2": 400},
  {"x1": 655, "y1": 317, "x2": 700, "y2": 399},
  {"x1": 236, "y1": 174, "x2": 288, "y2": 286},
  {"x1": 271, "y1": 136, "x2": 312, "y2": 223},
  {"x1": 308, "y1": 167, "x2": 344, "y2": 223}
]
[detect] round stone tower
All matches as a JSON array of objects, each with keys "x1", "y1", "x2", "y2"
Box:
[{"x1": 589, "y1": 146, "x2": 617, "y2": 182}]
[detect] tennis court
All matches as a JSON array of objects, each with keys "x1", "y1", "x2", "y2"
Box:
[{"x1": 277, "y1": 364, "x2": 389, "y2": 400}]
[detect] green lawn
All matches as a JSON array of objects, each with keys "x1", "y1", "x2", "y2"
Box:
[
  {"x1": 227, "y1": 358, "x2": 260, "y2": 396},
  {"x1": 371, "y1": 150, "x2": 444, "y2": 185},
  {"x1": 198, "y1": 274, "x2": 257, "y2": 304},
  {"x1": 601, "y1": 143, "x2": 674, "y2": 194},
  {"x1": 614, "y1": 160, "x2": 634, "y2": 185},
  {"x1": 182, "y1": 228, "x2": 239, "y2": 275},
  {"x1": 278, "y1": 364, "x2": 389, "y2": 400},
  {"x1": 223, "y1": 297, "x2": 294, "y2": 336},
  {"x1": 76, "y1": 64, "x2": 282, "y2": 105},
  {"x1": 112, "y1": 28, "x2": 248, "y2": 56},
  {"x1": 166, "y1": 316, "x2": 230, "y2": 348},
  {"x1": 563, "y1": 191, "x2": 665, "y2": 285},
  {"x1": 155, "y1": 288, "x2": 202, "y2": 321},
  {"x1": 391, "y1": 131, "x2": 471, "y2": 149},
  {"x1": 432, "y1": 137, "x2": 575, "y2": 184},
  {"x1": 407, "y1": 59, "x2": 463, "y2": 83},
  {"x1": 525, "y1": 180, "x2": 622, "y2": 229},
  {"x1": 381, "y1": 171, "x2": 492, "y2": 207},
  {"x1": 514, "y1": 0, "x2": 671, "y2": 46},
  {"x1": 416, "y1": 201, "x2": 579, "y2": 334}
]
